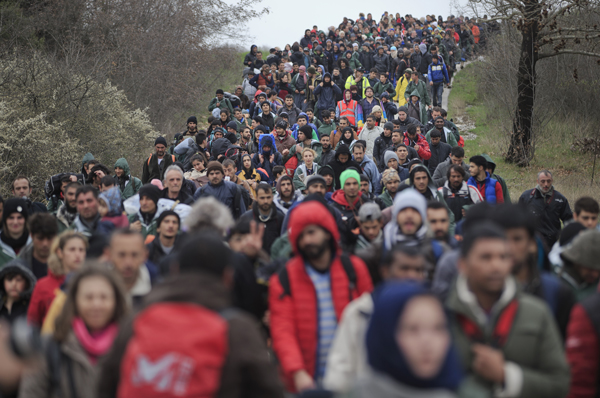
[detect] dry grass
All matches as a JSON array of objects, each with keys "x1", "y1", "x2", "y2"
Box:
[{"x1": 448, "y1": 62, "x2": 600, "y2": 204}]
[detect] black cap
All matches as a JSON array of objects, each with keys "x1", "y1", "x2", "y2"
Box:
[
  {"x1": 138, "y1": 184, "x2": 161, "y2": 205},
  {"x1": 154, "y1": 137, "x2": 167, "y2": 147},
  {"x1": 187, "y1": 116, "x2": 197, "y2": 124}
]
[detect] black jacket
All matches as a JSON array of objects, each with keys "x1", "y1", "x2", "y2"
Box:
[
  {"x1": 142, "y1": 153, "x2": 175, "y2": 184},
  {"x1": 146, "y1": 233, "x2": 186, "y2": 274},
  {"x1": 239, "y1": 203, "x2": 284, "y2": 254},
  {"x1": 518, "y1": 188, "x2": 573, "y2": 247},
  {"x1": 161, "y1": 187, "x2": 194, "y2": 205},
  {"x1": 427, "y1": 141, "x2": 452, "y2": 175},
  {"x1": 327, "y1": 145, "x2": 362, "y2": 190}
]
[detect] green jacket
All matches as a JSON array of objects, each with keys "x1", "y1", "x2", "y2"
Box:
[
  {"x1": 81, "y1": 152, "x2": 94, "y2": 175},
  {"x1": 559, "y1": 266, "x2": 597, "y2": 302},
  {"x1": 317, "y1": 121, "x2": 336, "y2": 138},
  {"x1": 350, "y1": 52, "x2": 362, "y2": 70},
  {"x1": 406, "y1": 89, "x2": 429, "y2": 125},
  {"x1": 292, "y1": 163, "x2": 320, "y2": 192},
  {"x1": 372, "y1": 81, "x2": 396, "y2": 99},
  {"x1": 127, "y1": 211, "x2": 159, "y2": 240},
  {"x1": 46, "y1": 198, "x2": 63, "y2": 214},
  {"x1": 0, "y1": 234, "x2": 32, "y2": 269},
  {"x1": 379, "y1": 190, "x2": 394, "y2": 208},
  {"x1": 114, "y1": 158, "x2": 142, "y2": 200},
  {"x1": 446, "y1": 276, "x2": 570, "y2": 398},
  {"x1": 425, "y1": 127, "x2": 459, "y2": 147},
  {"x1": 208, "y1": 97, "x2": 234, "y2": 114},
  {"x1": 270, "y1": 232, "x2": 292, "y2": 260},
  {"x1": 288, "y1": 140, "x2": 323, "y2": 164},
  {"x1": 405, "y1": 80, "x2": 431, "y2": 106}
]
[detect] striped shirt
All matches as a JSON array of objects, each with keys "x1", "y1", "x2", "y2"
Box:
[{"x1": 305, "y1": 263, "x2": 338, "y2": 383}]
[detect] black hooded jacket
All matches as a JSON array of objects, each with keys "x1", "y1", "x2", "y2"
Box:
[
  {"x1": 327, "y1": 144, "x2": 362, "y2": 189},
  {"x1": 0, "y1": 259, "x2": 36, "y2": 323}
]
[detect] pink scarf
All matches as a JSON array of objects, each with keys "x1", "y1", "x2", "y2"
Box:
[
  {"x1": 298, "y1": 66, "x2": 307, "y2": 84},
  {"x1": 72, "y1": 317, "x2": 118, "y2": 365}
]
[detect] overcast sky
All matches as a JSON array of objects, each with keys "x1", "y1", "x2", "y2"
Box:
[{"x1": 235, "y1": 0, "x2": 461, "y2": 50}]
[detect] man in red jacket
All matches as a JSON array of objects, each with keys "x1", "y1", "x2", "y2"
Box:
[
  {"x1": 403, "y1": 124, "x2": 431, "y2": 161},
  {"x1": 269, "y1": 200, "x2": 373, "y2": 393}
]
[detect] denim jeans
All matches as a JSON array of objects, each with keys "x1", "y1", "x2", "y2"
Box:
[{"x1": 432, "y1": 82, "x2": 444, "y2": 107}]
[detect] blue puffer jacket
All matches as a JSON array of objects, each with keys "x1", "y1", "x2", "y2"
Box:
[
  {"x1": 428, "y1": 60, "x2": 449, "y2": 84},
  {"x1": 313, "y1": 73, "x2": 342, "y2": 111}
]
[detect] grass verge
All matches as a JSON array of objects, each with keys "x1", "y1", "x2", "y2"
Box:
[{"x1": 448, "y1": 62, "x2": 600, "y2": 204}]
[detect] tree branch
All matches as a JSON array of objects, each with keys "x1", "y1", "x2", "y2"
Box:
[
  {"x1": 542, "y1": 33, "x2": 600, "y2": 41},
  {"x1": 538, "y1": 49, "x2": 600, "y2": 59}
]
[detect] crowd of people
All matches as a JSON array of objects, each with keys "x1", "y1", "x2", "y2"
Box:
[{"x1": 0, "y1": 10, "x2": 598, "y2": 398}]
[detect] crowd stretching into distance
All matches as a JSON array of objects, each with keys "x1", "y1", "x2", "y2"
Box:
[{"x1": 0, "y1": 10, "x2": 599, "y2": 398}]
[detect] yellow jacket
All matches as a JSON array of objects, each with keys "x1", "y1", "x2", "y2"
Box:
[
  {"x1": 41, "y1": 289, "x2": 66, "y2": 335},
  {"x1": 395, "y1": 75, "x2": 410, "y2": 107}
]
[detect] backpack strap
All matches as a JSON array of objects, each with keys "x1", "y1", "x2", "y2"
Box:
[
  {"x1": 540, "y1": 273, "x2": 560, "y2": 316},
  {"x1": 340, "y1": 253, "x2": 357, "y2": 301},
  {"x1": 580, "y1": 293, "x2": 600, "y2": 339},
  {"x1": 278, "y1": 266, "x2": 291, "y2": 300},
  {"x1": 233, "y1": 185, "x2": 242, "y2": 218}
]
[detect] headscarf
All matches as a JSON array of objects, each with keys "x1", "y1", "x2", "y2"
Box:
[
  {"x1": 298, "y1": 66, "x2": 307, "y2": 84},
  {"x1": 340, "y1": 127, "x2": 354, "y2": 146},
  {"x1": 241, "y1": 154, "x2": 255, "y2": 180},
  {"x1": 367, "y1": 282, "x2": 463, "y2": 391}
]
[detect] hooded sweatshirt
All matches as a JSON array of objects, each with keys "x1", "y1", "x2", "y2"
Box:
[
  {"x1": 327, "y1": 144, "x2": 362, "y2": 190},
  {"x1": 0, "y1": 259, "x2": 37, "y2": 323},
  {"x1": 382, "y1": 188, "x2": 429, "y2": 251},
  {"x1": 313, "y1": 72, "x2": 342, "y2": 111},
  {"x1": 114, "y1": 158, "x2": 142, "y2": 200},
  {"x1": 252, "y1": 134, "x2": 282, "y2": 180}
]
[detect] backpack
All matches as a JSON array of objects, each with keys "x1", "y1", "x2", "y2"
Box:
[
  {"x1": 44, "y1": 173, "x2": 84, "y2": 200},
  {"x1": 284, "y1": 155, "x2": 298, "y2": 177},
  {"x1": 117, "y1": 303, "x2": 233, "y2": 397},
  {"x1": 278, "y1": 253, "x2": 356, "y2": 301},
  {"x1": 540, "y1": 273, "x2": 561, "y2": 316}
]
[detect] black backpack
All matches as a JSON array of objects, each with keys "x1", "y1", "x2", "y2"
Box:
[{"x1": 44, "y1": 173, "x2": 84, "y2": 200}]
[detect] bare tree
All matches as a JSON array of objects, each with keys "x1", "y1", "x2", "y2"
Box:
[{"x1": 464, "y1": 0, "x2": 600, "y2": 166}]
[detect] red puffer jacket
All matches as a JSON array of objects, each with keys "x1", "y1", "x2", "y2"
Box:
[
  {"x1": 269, "y1": 201, "x2": 373, "y2": 392},
  {"x1": 566, "y1": 303, "x2": 599, "y2": 398},
  {"x1": 27, "y1": 270, "x2": 65, "y2": 326},
  {"x1": 403, "y1": 132, "x2": 431, "y2": 160}
]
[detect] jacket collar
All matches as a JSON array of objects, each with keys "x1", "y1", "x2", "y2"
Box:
[{"x1": 452, "y1": 274, "x2": 517, "y2": 327}]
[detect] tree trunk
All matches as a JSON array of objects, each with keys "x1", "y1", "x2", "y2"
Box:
[{"x1": 506, "y1": 1, "x2": 540, "y2": 166}]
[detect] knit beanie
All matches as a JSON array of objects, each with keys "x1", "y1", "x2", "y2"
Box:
[
  {"x1": 157, "y1": 210, "x2": 180, "y2": 229},
  {"x1": 299, "y1": 125, "x2": 313, "y2": 139},
  {"x1": 227, "y1": 121, "x2": 238, "y2": 131},
  {"x1": 384, "y1": 122, "x2": 394, "y2": 131},
  {"x1": 307, "y1": 66, "x2": 317, "y2": 75},
  {"x1": 187, "y1": 116, "x2": 198, "y2": 124},
  {"x1": 306, "y1": 175, "x2": 327, "y2": 189},
  {"x1": 206, "y1": 161, "x2": 225, "y2": 176},
  {"x1": 318, "y1": 166, "x2": 335, "y2": 178},
  {"x1": 2, "y1": 198, "x2": 28, "y2": 227},
  {"x1": 384, "y1": 151, "x2": 400, "y2": 166},
  {"x1": 138, "y1": 184, "x2": 161, "y2": 205},
  {"x1": 154, "y1": 136, "x2": 167, "y2": 147},
  {"x1": 340, "y1": 169, "x2": 361, "y2": 189}
]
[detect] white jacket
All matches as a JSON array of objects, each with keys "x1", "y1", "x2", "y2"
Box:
[
  {"x1": 324, "y1": 292, "x2": 374, "y2": 392},
  {"x1": 358, "y1": 126, "x2": 383, "y2": 157}
]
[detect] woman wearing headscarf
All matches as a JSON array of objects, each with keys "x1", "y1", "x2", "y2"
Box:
[
  {"x1": 237, "y1": 153, "x2": 262, "y2": 200},
  {"x1": 352, "y1": 281, "x2": 463, "y2": 397}
]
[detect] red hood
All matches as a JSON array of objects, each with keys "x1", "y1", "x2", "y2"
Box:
[
  {"x1": 288, "y1": 201, "x2": 340, "y2": 254},
  {"x1": 331, "y1": 189, "x2": 362, "y2": 209}
]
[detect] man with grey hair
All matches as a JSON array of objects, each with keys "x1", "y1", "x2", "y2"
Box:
[
  {"x1": 161, "y1": 165, "x2": 193, "y2": 204},
  {"x1": 519, "y1": 169, "x2": 573, "y2": 247}
]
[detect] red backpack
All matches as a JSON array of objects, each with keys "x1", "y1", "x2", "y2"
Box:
[
  {"x1": 118, "y1": 303, "x2": 230, "y2": 397},
  {"x1": 284, "y1": 156, "x2": 298, "y2": 177}
]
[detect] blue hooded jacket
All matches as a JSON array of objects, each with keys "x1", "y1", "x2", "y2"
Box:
[
  {"x1": 252, "y1": 134, "x2": 282, "y2": 179},
  {"x1": 367, "y1": 281, "x2": 463, "y2": 391},
  {"x1": 313, "y1": 72, "x2": 342, "y2": 111}
]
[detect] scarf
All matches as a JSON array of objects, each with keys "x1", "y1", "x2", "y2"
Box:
[
  {"x1": 341, "y1": 135, "x2": 354, "y2": 146},
  {"x1": 72, "y1": 317, "x2": 118, "y2": 365},
  {"x1": 0, "y1": 229, "x2": 29, "y2": 253},
  {"x1": 298, "y1": 66, "x2": 307, "y2": 84}
]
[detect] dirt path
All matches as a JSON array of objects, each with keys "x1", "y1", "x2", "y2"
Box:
[{"x1": 443, "y1": 61, "x2": 478, "y2": 141}]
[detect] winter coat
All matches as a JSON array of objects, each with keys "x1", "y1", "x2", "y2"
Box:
[
  {"x1": 113, "y1": 158, "x2": 141, "y2": 200},
  {"x1": 406, "y1": 90, "x2": 428, "y2": 125},
  {"x1": 446, "y1": 275, "x2": 570, "y2": 398},
  {"x1": 313, "y1": 74, "x2": 342, "y2": 111},
  {"x1": 323, "y1": 292, "x2": 373, "y2": 391},
  {"x1": 428, "y1": 61, "x2": 450, "y2": 84},
  {"x1": 27, "y1": 270, "x2": 65, "y2": 327},
  {"x1": 194, "y1": 180, "x2": 246, "y2": 219},
  {"x1": 268, "y1": 201, "x2": 373, "y2": 392},
  {"x1": 344, "y1": 370, "x2": 458, "y2": 398},
  {"x1": 438, "y1": 181, "x2": 483, "y2": 222},
  {"x1": 174, "y1": 137, "x2": 201, "y2": 171},
  {"x1": 331, "y1": 190, "x2": 372, "y2": 233},
  {"x1": 142, "y1": 152, "x2": 175, "y2": 184},
  {"x1": 319, "y1": 148, "x2": 336, "y2": 168},
  {"x1": 146, "y1": 233, "x2": 185, "y2": 269},
  {"x1": 468, "y1": 172, "x2": 504, "y2": 204},
  {"x1": 345, "y1": 75, "x2": 371, "y2": 98},
  {"x1": 404, "y1": 80, "x2": 431, "y2": 106},
  {"x1": 239, "y1": 203, "x2": 284, "y2": 253},
  {"x1": 70, "y1": 215, "x2": 115, "y2": 238},
  {"x1": 482, "y1": 155, "x2": 512, "y2": 203},
  {"x1": 519, "y1": 188, "x2": 573, "y2": 247},
  {"x1": 249, "y1": 73, "x2": 275, "y2": 90},
  {"x1": 372, "y1": 53, "x2": 390, "y2": 74},
  {"x1": 432, "y1": 158, "x2": 470, "y2": 187},
  {"x1": 97, "y1": 273, "x2": 283, "y2": 398},
  {"x1": 395, "y1": 75, "x2": 411, "y2": 107},
  {"x1": 360, "y1": 97, "x2": 386, "y2": 121},
  {"x1": 318, "y1": 121, "x2": 336, "y2": 138},
  {"x1": 426, "y1": 127, "x2": 458, "y2": 147},
  {"x1": 208, "y1": 97, "x2": 234, "y2": 114},
  {"x1": 327, "y1": 145, "x2": 362, "y2": 190},
  {"x1": 272, "y1": 131, "x2": 297, "y2": 154},
  {"x1": 251, "y1": 135, "x2": 283, "y2": 180},
  {"x1": 358, "y1": 125, "x2": 383, "y2": 158},
  {"x1": 19, "y1": 331, "x2": 101, "y2": 398},
  {"x1": 277, "y1": 104, "x2": 302, "y2": 125},
  {"x1": 402, "y1": 132, "x2": 431, "y2": 160},
  {"x1": 0, "y1": 259, "x2": 36, "y2": 323},
  {"x1": 288, "y1": 140, "x2": 323, "y2": 165},
  {"x1": 0, "y1": 233, "x2": 32, "y2": 269},
  {"x1": 359, "y1": 50, "x2": 374, "y2": 72},
  {"x1": 427, "y1": 141, "x2": 452, "y2": 176},
  {"x1": 372, "y1": 81, "x2": 395, "y2": 99},
  {"x1": 293, "y1": 163, "x2": 320, "y2": 191},
  {"x1": 358, "y1": 155, "x2": 382, "y2": 195},
  {"x1": 372, "y1": 132, "x2": 394, "y2": 168}
]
